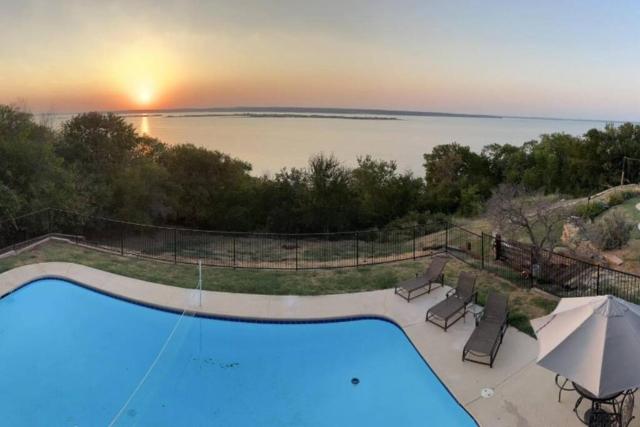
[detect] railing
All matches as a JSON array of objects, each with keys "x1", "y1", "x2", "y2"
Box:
[
  {"x1": 0, "y1": 208, "x2": 447, "y2": 270},
  {"x1": 446, "y1": 224, "x2": 640, "y2": 304},
  {"x1": 3, "y1": 208, "x2": 640, "y2": 303}
]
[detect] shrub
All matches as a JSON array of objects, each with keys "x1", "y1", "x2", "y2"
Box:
[
  {"x1": 383, "y1": 211, "x2": 448, "y2": 232},
  {"x1": 608, "y1": 192, "x2": 625, "y2": 206},
  {"x1": 621, "y1": 190, "x2": 640, "y2": 201},
  {"x1": 588, "y1": 211, "x2": 634, "y2": 250},
  {"x1": 574, "y1": 201, "x2": 607, "y2": 220},
  {"x1": 458, "y1": 185, "x2": 484, "y2": 217}
]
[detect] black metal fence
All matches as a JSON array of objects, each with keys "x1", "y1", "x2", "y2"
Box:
[
  {"x1": 0, "y1": 208, "x2": 447, "y2": 270},
  {"x1": 3, "y1": 208, "x2": 640, "y2": 302},
  {"x1": 446, "y1": 224, "x2": 640, "y2": 304}
]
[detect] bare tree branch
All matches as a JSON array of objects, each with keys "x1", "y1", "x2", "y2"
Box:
[{"x1": 487, "y1": 184, "x2": 568, "y2": 260}]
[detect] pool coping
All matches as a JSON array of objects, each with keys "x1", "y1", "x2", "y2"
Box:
[{"x1": 0, "y1": 262, "x2": 583, "y2": 427}]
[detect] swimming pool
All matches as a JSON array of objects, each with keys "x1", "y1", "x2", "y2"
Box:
[{"x1": 0, "y1": 279, "x2": 476, "y2": 426}]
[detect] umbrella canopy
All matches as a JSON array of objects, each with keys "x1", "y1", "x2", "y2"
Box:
[{"x1": 531, "y1": 294, "x2": 640, "y2": 398}]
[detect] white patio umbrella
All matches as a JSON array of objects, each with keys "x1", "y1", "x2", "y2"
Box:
[{"x1": 531, "y1": 294, "x2": 640, "y2": 398}]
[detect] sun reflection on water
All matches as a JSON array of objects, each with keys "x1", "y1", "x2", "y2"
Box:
[{"x1": 140, "y1": 116, "x2": 150, "y2": 135}]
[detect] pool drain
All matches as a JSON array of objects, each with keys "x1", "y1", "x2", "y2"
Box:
[
  {"x1": 351, "y1": 377, "x2": 360, "y2": 385},
  {"x1": 480, "y1": 388, "x2": 494, "y2": 398}
]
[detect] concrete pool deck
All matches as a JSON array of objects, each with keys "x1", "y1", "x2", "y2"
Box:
[{"x1": 0, "y1": 262, "x2": 611, "y2": 426}]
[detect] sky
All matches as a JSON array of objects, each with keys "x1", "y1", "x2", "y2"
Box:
[{"x1": 1, "y1": 0, "x2": 639, "y2": 120}]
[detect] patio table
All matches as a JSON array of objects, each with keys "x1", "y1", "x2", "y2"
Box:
[{"x1": 572, "y1": 382, "x2": 622, "y2": 426}]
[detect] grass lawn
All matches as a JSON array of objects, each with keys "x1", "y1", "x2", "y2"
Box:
[
  {"x1": 0, "y1": 241, "x2": 426, "y2": 295},
  {"x1": 0, "y1": 240, "x2": 557, "y2": 335}
]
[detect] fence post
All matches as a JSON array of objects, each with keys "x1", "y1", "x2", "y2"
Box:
[
  {"x1": 233, "y1": 236, "x2": 236, "y2": 268},
  {"x1": 596, "y1": 265, "x2": 601, "y2": 295},
  {"x1": 495, "y1": 234, "x2": 502, "y2": 260},
  {"x1": 295, "y1": 236, "x2": 299, "y2": 270},
  {"x1": 481, "y1": 232, "x2": 485, "y2": 270},
  {"x1": 371, "y1": 232, "x2": 374, "y2": 263},
  {"x1": 445, "y1": 221, "x2": 449, "y2": 253},
  {"x1": 412, "y1": 227, "x2": 416, "y2": 260},
  {"x1": 355, "y1": 232, "x2": 359, "y2": 267},
  {"x1": 173, "y1": 228, "x2": 177, "y2": 264},
  {"x1": 529, "y1": 248, "x2": 534, "y2": 288},
  {"x1": 120, "y1": 228, "x2": 124, "y2": 256}
]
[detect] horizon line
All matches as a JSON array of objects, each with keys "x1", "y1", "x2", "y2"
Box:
[{"x1": 37, "y1": 105, "x2": 635, "y2": 124}]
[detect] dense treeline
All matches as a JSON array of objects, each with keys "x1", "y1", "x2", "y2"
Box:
[
  {"x1": 420, "y1": 123, "x2": 640, "y2": 216},
  {"x1": 1, "y1": 104, "x2": 639, "y2": 232}
]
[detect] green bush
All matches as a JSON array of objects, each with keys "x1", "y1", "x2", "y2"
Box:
[
  {"x1": 383, "y1": 211, "x2": 448, "y2": 230},
  {"x1": 589, "y1": 211, "x2": 633, "y2": 250},
  {"x1": 458, "y1": 185, "x2": 484, "y2": 217},
  {"x1": 608, "y1": 192, "x2": 625, "y2": 206},
  {"x1": 574, "y1": 201, "x2": 608, "y2": 220}
]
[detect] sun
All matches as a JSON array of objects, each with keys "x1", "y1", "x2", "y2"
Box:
[
  {"x1": 109, "y1": 39, "x2": 183, "y2": 109},
  {"x1": 135, "y1": 85, "x2": 154, "y2": 106}
]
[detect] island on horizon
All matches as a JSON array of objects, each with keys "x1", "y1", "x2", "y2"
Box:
[
  {"x1": 164, "y1": 112, "x2": 400, "y2": 120},
  {"x1": 113, "y1": 106, "x2": 504, "y2": 120}
]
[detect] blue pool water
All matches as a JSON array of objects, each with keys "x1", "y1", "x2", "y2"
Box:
[{"x1": 0, "y1": 279, "x2": 475, "y2": 426}]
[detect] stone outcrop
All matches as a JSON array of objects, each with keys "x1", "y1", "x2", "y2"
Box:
[{"x1": 560, "y1": 216, "x2": 608, "y2": 264}]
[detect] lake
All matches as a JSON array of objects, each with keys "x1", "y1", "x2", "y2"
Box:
[{"x1": 47, "y1": 112, "x2": 612, "y2": 176}]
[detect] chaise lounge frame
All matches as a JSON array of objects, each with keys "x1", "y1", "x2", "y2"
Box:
[
  {"x1": 462, "y1": 291, "x2": 509, "y2": 368},
  {"x1": 425, "y1": 271, "x2": 477, "y2": 331},
  {"x1": 394, "y1": 256, "x2": 449, "y2": 302}
]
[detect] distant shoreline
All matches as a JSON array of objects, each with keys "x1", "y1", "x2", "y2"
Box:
[
  {"x1": 164, "y1": 112, "x2": 399, "y2": 120},
  {"x1": 120, "y1": 113, "x2": 163, "y2": 118},
  {"x1": 113, "y1": 106, "x2": 503, "y2": 120},
  {"x1": 47, "y1": 106, "x2": 633, "y2": 124}
]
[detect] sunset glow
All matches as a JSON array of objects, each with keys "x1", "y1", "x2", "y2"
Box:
[
  {"x1": 1, "y1": 1, "x2": 639, "y2": 120},
  {"x1": 107, "y1": 40, "x2": 180, "y2": 109}
]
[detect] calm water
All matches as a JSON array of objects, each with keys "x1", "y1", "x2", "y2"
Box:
[
  {"x1": 0, "y1": 279, "x2": 475, "y2": 426},
  {"x1": 48, "y1": 112, "x2": 612, "y2": 175}
]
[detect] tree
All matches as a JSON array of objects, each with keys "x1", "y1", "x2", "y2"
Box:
[
  {"x1": 585, "y1": 123, "x2": 640, "y2": 187},
  {"x1": 487, "y1": 184, "x2": 568, "y2": 259},
  {"x1": 57, "y1": 113, "x2": 143, "y2": 215},
  {"x1": 110, "y1": 158, "x2": 174, "y2": 223},
  {"x1": 482, "y1": 143, "x2": 530, "y2": 185},
  {"x1": 0, "y1": 105, "x2": 76, "y2": 220},
  {"x1": 258, "y1": 168, "x2": 310, "y2": 232},
  {"x1": 352, "y1": 155, "x2": 423, "y2": 228},
  {"x1": 458, "y1": 185, "x2": 483, "y2": 217},
  {"x1": 520, "y1": 133, "x2": 587, "y2": 194},
  {"x1": 160, "y1": 144, "x2": 256, "y2": 230},
  {"x1": 57, "y1": 112, "x2": 139, "y2": 177},
  {"x1": 4, "y1": 102, "x2": 640, "y2": 235},
  {"x1": 305, "y1": 153, "x2": 354, "y2": 232},
  {"x1": 0, "y1": 183, "x2": 20, "y2": 225},
  {"x1": 423, "y1": 143, "x2": 494, "y2": 214}
]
